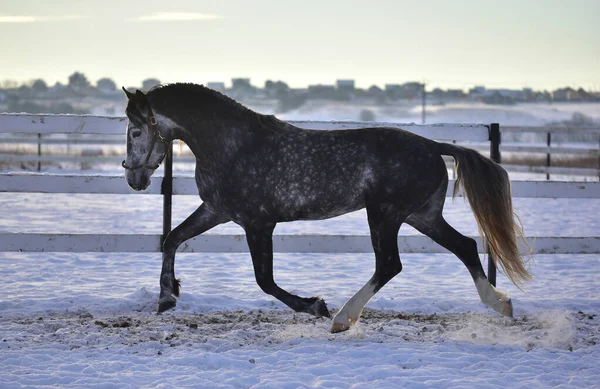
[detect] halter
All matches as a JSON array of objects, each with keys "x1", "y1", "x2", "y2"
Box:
[{"x1": 122, "y1": 114, "x2": 171, "y2": 171}]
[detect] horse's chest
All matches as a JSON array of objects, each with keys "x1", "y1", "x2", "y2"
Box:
[{"x1": 195, "y1": 170, "x2": 221, "y2": 203}]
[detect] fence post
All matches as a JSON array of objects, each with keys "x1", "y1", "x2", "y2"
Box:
[
  {"x1": 546, "y1": 132, "x2": 551, "y2": 180},
  {"x1": 161, "y1": 143, "x2": 173, "y2": 251},
  {"x1": 488, "y1": 123, "x2": 501, "y2": 287},
  {"x1": 37, "y1": 133, "x2": 42, "y2": 172},
  {"x1": 421, "y1": 83, "x2": 426, "y2": 124}
]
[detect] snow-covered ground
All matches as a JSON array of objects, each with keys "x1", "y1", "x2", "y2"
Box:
[
  {"x1": 1, "y1": 190, "x2": 599, "y2": 388},
  {"x1": 276, "y1": 101, "x2": 600, "y2": 126}
]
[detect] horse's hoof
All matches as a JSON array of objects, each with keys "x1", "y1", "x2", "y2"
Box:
[
  {"x1": 502, "y1": 298, "x2": 514, "y2": 318},
  {"x1": 157, "y1": 297, "x2": 177, "y2": 314},
  {"x1": 308, "y1": 297, "x2": 331, "y2": 319},
  {"x1": 330, "y1": 322, "x2": 350, "y2": 333},
  {"x1": 492, "y1": 297, "x2": 513, "y2": 318}
]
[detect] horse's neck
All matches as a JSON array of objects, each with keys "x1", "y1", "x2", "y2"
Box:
[{"x1": 178, "y1": 118, "x2": 250, "y2": 164}]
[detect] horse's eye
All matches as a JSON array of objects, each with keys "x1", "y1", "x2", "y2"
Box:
[{"x1": 131, "y1": 130, "x2": 142, "y2": 138}]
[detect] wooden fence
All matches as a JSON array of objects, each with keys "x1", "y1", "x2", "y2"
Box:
[
  {"x1": 1, "y1": 114, "x2": 600, "y2": 287},
  {"x1": 2, "y1": 115, "x2": 599, "y2": 179}
]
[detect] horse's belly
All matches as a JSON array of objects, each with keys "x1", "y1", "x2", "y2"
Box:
[{"x1": 273, "y1": 188, "x2": 365, "y2": 222}]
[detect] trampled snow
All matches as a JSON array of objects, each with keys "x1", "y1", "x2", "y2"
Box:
[{"x1": 1, "y1": 191, "x2": 599, "y2": 388}]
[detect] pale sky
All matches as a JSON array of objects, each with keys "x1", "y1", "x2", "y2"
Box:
[{"x1": 1, "y1": 0, "x2": 598, "y2": 91}]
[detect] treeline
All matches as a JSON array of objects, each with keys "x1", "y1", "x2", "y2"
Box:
[{"x1": 1, "y1": 71, "x2": 599, "y2": 115}]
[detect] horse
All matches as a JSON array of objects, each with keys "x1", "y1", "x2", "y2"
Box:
[{"x1": 121, "y1": 83, "x2": 531, "y2": 333}]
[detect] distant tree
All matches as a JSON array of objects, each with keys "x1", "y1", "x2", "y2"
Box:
[
  {"x1": 367, "y1": 85, "x2": 386, "y2": 104},
  {"x1": 265, "y1": 80, "x2": 290, "y2": 98},
  {"x1": 68, "y1": 72, "x2": 91, "y2": 90},
  {"x1": 1, "y1": 80, "x2": 18, "y2": 89},
  {"x1": 571, "y1": 112, "x2": 593, "y2": 126},
  {"x1": 142, "y1": 78, "x2": 161, "y2": 91},
  {"x1": 31, "y1": 79, "x2": 48, "y2": 94},
  {"x1": 276, "y1": 91, "x2": 307, "y2": 114},
  {"x1": 367, "y1": 85, "x2": 383, "y2": 94},
  {"x1": 96, "y1": 77, "x2": 117, "y2": 92},
  {"x1": 359, "y1": 109, "x2": 376, "y2": 122},
  {"x1": 17, "y1": 85, "x2": 32, "y2": 99}
]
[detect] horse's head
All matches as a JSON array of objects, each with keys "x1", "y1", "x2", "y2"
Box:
[{"x1": 122, "y1": 87, "x2": 171, "y2": 191}]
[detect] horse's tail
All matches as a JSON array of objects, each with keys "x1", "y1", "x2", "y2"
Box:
[{"x1": 439, "y1": 143, "x2": 532, "y2": 288}]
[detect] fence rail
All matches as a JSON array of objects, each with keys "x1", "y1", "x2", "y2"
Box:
[
  {"x1": 1, "y1": 233, "x2": 598, "y2": 254},
  {"x1": 2, "y1": 115, "x2": 598, "y2": 178},
  {"x1": 1, "y1": 173, "x2": 599, "y2": 197}
]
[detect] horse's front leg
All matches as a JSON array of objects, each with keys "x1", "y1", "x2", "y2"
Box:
[
  {"x1": 245, "y1": 223, "x2": 331, "y2": 318},
  {"x1": 158, "y1": 203, "x2": 228, "y2": 313}
]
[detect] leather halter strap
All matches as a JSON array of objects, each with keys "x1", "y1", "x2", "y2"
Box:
[{"x1": 122, "y1": 113, "x2": 171, "y2": 171}]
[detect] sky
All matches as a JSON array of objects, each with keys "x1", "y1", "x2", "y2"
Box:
[{"x1": 0, "y1": 0, "x2": 598, "y2": 91}]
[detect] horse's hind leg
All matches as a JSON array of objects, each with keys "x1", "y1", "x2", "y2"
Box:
[
  {"x1": 406, "y1": 184, "x2": 513, "y2": 317},
  {"x1": 245, "y1": 223, "x2": 331, "y2": 318},
  {"x1": 331, "y1": 205, "x2": 404, "y2": 333}
]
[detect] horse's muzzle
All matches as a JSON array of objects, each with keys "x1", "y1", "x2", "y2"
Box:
[{"x1": 125, "y1": 168, "x2": 151, "y2": 191}]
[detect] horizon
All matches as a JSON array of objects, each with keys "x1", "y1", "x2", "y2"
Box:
[
  {"x1": 1, "y1": 0, "x2": 598, "y2": 92},
  {"x1": 2, "y1": 71, "x2": 598, "y2": 94}
]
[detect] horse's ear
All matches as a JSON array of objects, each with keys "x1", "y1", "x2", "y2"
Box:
[
  {"x1": 134, "y1": 89, "x2": 147, "y2": 100},
  {"x1": 133, "y1": 89, "x2": 151, "y2": 116},
  {"x1": 122, "y1": 87, "x2": 134, "y2": 100}
]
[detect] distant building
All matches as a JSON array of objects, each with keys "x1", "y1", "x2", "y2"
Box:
[
  {"x1": 469, "y1": 87, "x2": 527, "y2": 104},
  {"x1": 307, "y1": 84, "x2": 336, "y2": 99},
  {"x1": 231, "y1": 78, "x2": 252, "y2": 89},
  {"x1": 385, "y1": 84, "x2": 402, "y2": 92},
  {"x1": 230, "y1": 78, "x2": 255, "y2": 99},
  {"x1": 469, "y1": 86, "x2": 486, "y2": 95},
  {"x1": 550, "y1": 87, "x2": 594, "y2": 101},
  {"x1": 336, "y1": 79, "x2": 355, "y2": 90},
  {"x1": 385, "y1": 82, "x2": 422, "y2": 99},
  {"x1": 446, "y1": 89, "x2": 466, "y2": 99},
  {"x1": 207, "y1": 82, "x2": 225, "y2": 92}
]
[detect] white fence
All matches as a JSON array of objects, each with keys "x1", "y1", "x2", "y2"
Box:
[
  {"x1": 2, "y1": 114, "x2": 599, "y2": 179},
  {"x1": 1, "y1": 114, "x2": 599, "y2": 258}
]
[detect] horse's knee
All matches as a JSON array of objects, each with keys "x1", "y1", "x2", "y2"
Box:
[{"x1": 162, "y1": 233, "x2": 181, "y2": 254}]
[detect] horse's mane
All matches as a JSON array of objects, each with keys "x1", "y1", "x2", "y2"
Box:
[
  {"x1": 147, "y1": 83, "x2": 256, "y2": 118},
  {"x1": 146, "y1": 83, "x2": 298, "y2": 135}
]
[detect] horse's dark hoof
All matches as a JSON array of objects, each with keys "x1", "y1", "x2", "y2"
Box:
[
  {"x1": 308, "y1": 297, "x2": 331, "y2": 319},
  {"x1": 157, "y1": 297, "x2": 177, "y2": 314}
]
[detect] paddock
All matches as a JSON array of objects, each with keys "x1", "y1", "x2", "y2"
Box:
[{"x1": 0, "y1": 114, "x2": 599, "y2": 388}]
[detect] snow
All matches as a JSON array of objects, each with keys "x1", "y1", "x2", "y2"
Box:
[
  {"x1": 277, "y1": 101, "x2": 600, "y2": 127},
  {"x1": 1, "y1": 192, "x2": 599, "y2": 388}
]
